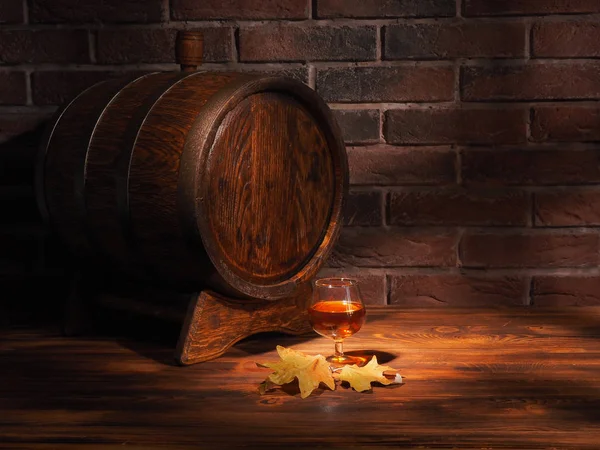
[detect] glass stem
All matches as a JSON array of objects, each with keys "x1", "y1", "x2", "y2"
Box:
[{"x1": 334, "y1": 340, "x2": 344, "y2": 358}]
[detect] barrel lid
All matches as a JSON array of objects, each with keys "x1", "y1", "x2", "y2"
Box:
[{"x1": 180, "y1": 77, "x2": 347, "y2": 299}]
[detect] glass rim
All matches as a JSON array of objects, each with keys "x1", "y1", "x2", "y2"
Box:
[{"x1": 314, "y1": 277, "x2": 358, "y2": 288}]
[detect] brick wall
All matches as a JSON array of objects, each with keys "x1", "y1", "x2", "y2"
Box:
[{"x1": 2, "y1": 0, "x2": 600, "y2": 319}]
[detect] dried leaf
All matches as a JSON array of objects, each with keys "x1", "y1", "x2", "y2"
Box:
[
  {"x1": 258, "y1": 346, "x2": 335, "y2": 398},
  {"x1": 338, "y1": 356, "x2": 401, "y2": 392}
]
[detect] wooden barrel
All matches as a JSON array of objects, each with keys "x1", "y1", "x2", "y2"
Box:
[{"x1": 35, "y1": 72, "x2": 347, "y2": 300}]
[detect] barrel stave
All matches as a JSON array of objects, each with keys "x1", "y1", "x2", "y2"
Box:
[{"x1": 38, "y1": 72, "x2": 348, "y2": 300}]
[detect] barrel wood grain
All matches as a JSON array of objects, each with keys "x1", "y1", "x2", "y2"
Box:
[
  {"x1": 85, "y1": 72, "x2": 180, "y2": 278},
  {"x1": 128, "y1": 72, "x2": 242, "y2": 286},
  {"x1": 1, "y1": 307, "x2": 599, "y2": 449},
  {"x1": 206, "y1": 92, "x2": 334, "y2": 284}
]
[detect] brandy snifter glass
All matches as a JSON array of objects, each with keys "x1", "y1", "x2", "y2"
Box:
[{"x1": 308, "y1": 278, "x2": 366, "y2": 366}]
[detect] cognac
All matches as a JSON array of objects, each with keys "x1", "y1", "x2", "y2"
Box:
[{"x1": 308, "y1": 300, "x2": 366, "y2": 340}]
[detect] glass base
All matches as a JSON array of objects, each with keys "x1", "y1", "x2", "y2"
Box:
[{"x1": 326, "y1": 354, "x2": 368, "y2": 367}]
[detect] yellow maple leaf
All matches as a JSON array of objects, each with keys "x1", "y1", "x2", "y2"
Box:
[
  {"x1": 258, "y1": 346, "x2": 335, "y2": 398},
  {"x1": 338, "y1": 356, "x2": 400, "y2": 392}
]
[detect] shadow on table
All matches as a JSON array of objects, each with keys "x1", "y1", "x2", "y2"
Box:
[
  {"x1": 455, "y1": 369, "x2": 600, "y2": 425},
  {"x1": 114, "y1": 325, "x2": 318, "y2": 365},
  {"x1": 345, "y1": 349, "x2": 396, "y2": 365},
  {"x1": 92, "y1": 309, "x2": 182, "y2": 366},
  {"x1": 234, "y1": 331, "x2": 317, "y2": 355}
]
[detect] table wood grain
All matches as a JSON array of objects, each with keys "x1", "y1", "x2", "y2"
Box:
[{"x1": 1, "y1": 307, "x2": 600, "y2": 449}]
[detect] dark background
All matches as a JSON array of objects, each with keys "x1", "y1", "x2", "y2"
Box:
[{"x1": 2, "y1": 0, "x2": 600, "y2": 327}]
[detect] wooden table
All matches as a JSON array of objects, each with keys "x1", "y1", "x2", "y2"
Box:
[{"x1": 1, "y1": 307, "x2": 599, "y2": 449}]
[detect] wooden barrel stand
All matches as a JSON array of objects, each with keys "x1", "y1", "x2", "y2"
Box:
[{"x1": 65, "y1": 272, "x2": 312, "y2": 365}]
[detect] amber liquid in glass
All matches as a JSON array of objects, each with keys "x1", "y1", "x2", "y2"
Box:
[{"x1": 308, "y1": 300, "x2": 366, "y2": 340}]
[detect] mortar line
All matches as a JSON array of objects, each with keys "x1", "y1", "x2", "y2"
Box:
[
  {"x1": 161, "y1": 0, "x2": 170, "y2": 22},
  {"x1": 376, "y1": 25, "x2": 382, "y2": 61},
  {"x1": 454, "y1": 61, "x2": 461, "y2": 103},
  {"x1": 2, "y1": 15, "x2": 600, "y2": 30},
  {"x1": 25, "y1": 69, "x2": 32, "y2": 105},
  {"x1": 88, "y1": 30, "x2": 97, "y2": 64},
  {"x1": 22, "y1": 0, "x2": 29, "y2": 23},
  {"x1": 525, "y1": 18, "x2": 533, "y2": 60},
  {"x1": 384, "y1": 273, "x2": 390, "y2": 305},
  {"x1": 382, "y1": 190, "x2": 388, "y2": 226},
  {"x1": 232, "y1": 27, "x2": 240, "y2": 63},
  {"x1": 456, "y1": 146, "x2": 463, "y2": 185},
  {"x1": 530, "y1": 189, "x2": 536, "y2": 228},
  {"x1": 379, "y1": 108, "x2": 385, "y2": 143},
  {"x1": 308, "y1": 64, "x2": 316, "y2": 89}
]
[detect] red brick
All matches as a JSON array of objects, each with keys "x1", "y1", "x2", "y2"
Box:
[
  {"x1": 30, "y1": 0, "x2": 164, "y2": 23},
  {"x1": 385, "y1": 108, "x2": 526, "y2": 145},
  {"x1": 0, "y1": 30, "x2": 89, "y2": 64},
  {"x1": 316, "y1": 269, "x2": 386, "y2": 305},
  {"x1": 344, "y1": 190, "x2": 383, "y2": 226},
  {"x1": 462, "y1": 63, "x2": 600, "y2": 101},
  {"x1": 464, "y1": 0, "x2": 600, "y2": 16},
  {"x1": 535, "y1": 190, "x2": 600, "y2": 226},
  {"x1": 97, "y1": 28, "x2": 233, "y2": 64},
  {"x1": 328, "y1": 228, "x2": 458, "y2": 268},
  {"x1": 385, "y1": 23, "x2": 525, "y2": 60},
  {"x1": 317, "y1": 0, "x2": 454, "y2": 18},
  {"x1": 240, "y1": 25, "x2": 376, "y2": 62},
  {"x1": 332, "y1": 110, "x2": 379, "y2": 144},
  {"x1": 390, "y1": 189, "x2": 530, "y2": 226},
  {"x1": 317, "y1": 66, "x2": 454, "y2": 102},
  {"x1": 462, "y1": 148, "x2": 600, "y2": 186},
  {"x1": 533, "y1": 276, "x2": 600, "y2": 306},
  {"x1": 0, "y1": 0, "x2": 23, "y2": 23},
  {"x1": 533, "y1": 22, "x2": 600, "y2": 58},
  {"x1": 532, "y1": 106, "x2": 600, "y2": 142},
  {"x1": 172, "y1": 0, "x2": 307, "y2": 20},
  {"x1": 33, "y1": 71, "x2": 111, "y2": 106},
  {"x1": 0, "y1": 72, "x2": 26, "y2": 105},
  {"x1": 32, "y1": 71, "x2": 146, "y2": 106},
  {"x1": 347, "y1": 145, "x2": 456, "y2": 186},
  {"x1": 201, "y1": 67, "x2": 308, "y2": 84},
  {"x1": 461, "y1": 231, "x2": 599, "y2": 268},
  {"x1": 390, "y1": 274, "x2": 528, "y2": 306}
]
